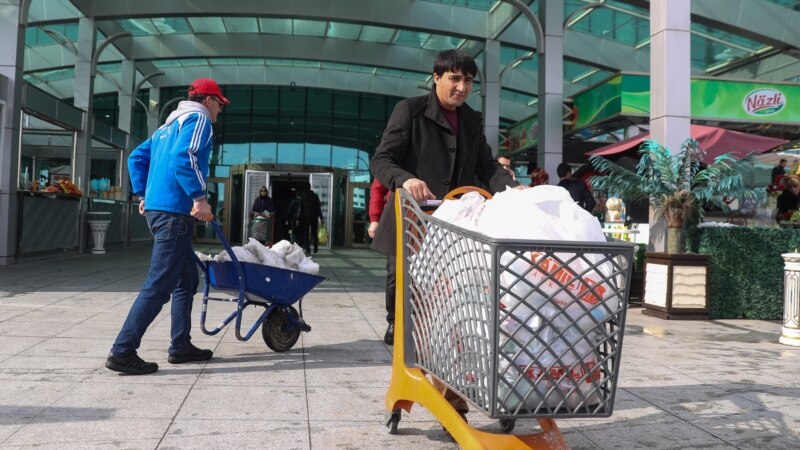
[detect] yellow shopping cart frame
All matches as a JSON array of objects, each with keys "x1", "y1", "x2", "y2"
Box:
[{"x1": 384, "y1": 188, "x2": 570, "y2": 449}]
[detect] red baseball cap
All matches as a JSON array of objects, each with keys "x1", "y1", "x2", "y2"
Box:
[{"x1": 188, "y1": 78, "x2": 230, "y2": 105}]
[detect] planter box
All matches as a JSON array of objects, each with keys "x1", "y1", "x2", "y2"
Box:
[{"x1": 643, "y1": 252, "x2": 709, "y2": 320}]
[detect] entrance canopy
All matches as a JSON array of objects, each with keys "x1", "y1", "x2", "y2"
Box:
[{"x1": 586, "y1": 125, "x2": 788, "y2": 164}]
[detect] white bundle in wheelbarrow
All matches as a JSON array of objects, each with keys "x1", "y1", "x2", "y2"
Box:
[
  {"x1": 199, "y1": 238, "x2": 319, "y2": 275},
  {"x1": 429, "y1": 186, "x2": 619, "y2": 411}
]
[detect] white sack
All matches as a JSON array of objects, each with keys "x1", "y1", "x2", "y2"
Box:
[
  {"x1": 270, "y1": 240, "x2": 294, "y2": 257},
  {"x1": 284, "y1": 245, "x2": 306, "y2": 268},
  {"x1": 431, "y1": 191, "x2": 487, "y2": 231},
  {"x1": 297, "y1": 257, "x2": 320, "y2": 275}
]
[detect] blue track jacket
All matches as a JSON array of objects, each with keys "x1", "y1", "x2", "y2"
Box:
[{"x1": 129, "y1": 101, "x2": 213, "y2": 216}]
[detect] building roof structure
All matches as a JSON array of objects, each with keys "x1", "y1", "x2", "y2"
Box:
[{"x1": 22, "y1": 0, "x2": 800, "y2": 127}]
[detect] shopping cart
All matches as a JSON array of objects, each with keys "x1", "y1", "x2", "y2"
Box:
[
  {"x1": 384, "y1": 188, "x2": 635, "y2": 449},
  {"x1": 195, "y1": 220, "x2": 325, "y2": 351}
]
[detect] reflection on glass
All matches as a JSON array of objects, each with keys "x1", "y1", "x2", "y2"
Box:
[
  {"x1": 90, "y1": 139, "x2": 123, "y2": 199},
  {"x1": 351, "y1": 186, "x2": 369, "y2": 245},
  {"x1": 250, "y1": 142, "x2": 277, "y2": 163},
  {"x1": 195, "y1": 181, "x2": 226, "y2": 240},
  {"x1": 220, "y1": 143, "x2": 250, "y2": 165},
  {"x1": 19, "y1": 113, "x2": 73, "y2": 192},
  {"x1": 305, "y1": 143, "x2": 332, "y2": 166},
  {"x1": 277, "y1": 143, "x2": 304, "y2": 164}
]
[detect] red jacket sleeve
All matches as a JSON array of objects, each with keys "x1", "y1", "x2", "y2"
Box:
[{"x1": 369, "y1": 179, "x2": 389, "y2": 222}]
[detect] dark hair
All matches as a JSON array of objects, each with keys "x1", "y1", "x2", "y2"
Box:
[
  {"x1": 556, "y1": 162, "x2": 572, "y2": 178},
  {"x1": 780, "y1": 159, "x2": 787, "y2": 164},
  {"x1": 189, "y1": 94, "x2": 219, "y2": 104},
  {"x1": 433, "y1": 50, "x2": 478, "y2": 77}
]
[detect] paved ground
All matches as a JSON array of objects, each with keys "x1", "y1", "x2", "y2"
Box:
[{"x1": 1, "y1": 244, "x2": 799, "y2": 449}]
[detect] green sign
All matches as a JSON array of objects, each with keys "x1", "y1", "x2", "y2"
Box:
[
  {"x1": 505, "y1": 113, "x2": 538, "y2": 153},
  {"x1": 692, "y1": 79, "x2": 798, "y2": 123},
  {"x1": 569, "y1": 74, "x2": 800, "y2": 129}
]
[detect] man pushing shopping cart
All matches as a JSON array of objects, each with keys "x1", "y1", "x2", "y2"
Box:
[{"x1": 369, "y1": 49, "x2": 519, "y2": 427}]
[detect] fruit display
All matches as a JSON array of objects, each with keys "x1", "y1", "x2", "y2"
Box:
[{"x1": 42, "y1": 179, "x2": 82, "y2": 196}]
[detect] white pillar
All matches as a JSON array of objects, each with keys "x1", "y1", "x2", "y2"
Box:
[
  {"x1": 73, "y1": 17, "x2": 97, "y2": 254},
  {"x1": 118, "y1": 59, "x2": 135, "y2": 133},
  {"x1": 781, "y1": 253, "x2": 800, "y2": 347},
  {"x1": 482, "y1": 39, "x2": 501, "y2": 155},
  {"x1": 537, "y1": 0, "x2": 564, "y2": 184},
  {"x1": 650, "y1": 0, "x2": 691, "y2": 155},
  {"x1": 0, "y1": 0, "x2": 28, "y2": 265},
  {"x1": 72, "y1": 17, "x2": 96, "y2": 196},
  {"x1": 147, "y1": 87, "x2": 160, "y2": 134},
  {"x1": 648, "y1": 0, "x2": 690, "y2": 253}
]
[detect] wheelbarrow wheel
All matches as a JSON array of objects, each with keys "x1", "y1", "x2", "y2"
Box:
[
  {"x1": 262, "y1": 305, "x2": 301, "y2": 352},
  {"x1": 499, "y1": 418, "x2": 516, "y2": 433}
]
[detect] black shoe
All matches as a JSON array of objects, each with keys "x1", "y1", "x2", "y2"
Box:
[
  {"x1": 313, "y1": 246, "x2": 318, "y2": 254},
  {"x1": 444, "y1": 409, "x2": 468, "y2": 442},
  {"x1": 168, "y1": 343, "x2": 213, "y2": 364},
  {"x1": 384, "y1": 323, "x2": 394, "y2": 345},
  {"x1": 105, "y1": 352, "x2": 158, "y2": 375}
]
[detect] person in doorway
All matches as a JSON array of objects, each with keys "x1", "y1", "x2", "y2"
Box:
[
  {"x1": 297, "y1": 183, "x2": 324, "y2": 254},
  {"x1": 556, "y1": 162, "x2": 596, "y2": 212},
  {"x1": 285, "y1": 189, "x2": 302, "y2": 243},
  {"x1": 251, "y1": 186, "x2": 275, "y2": 217},
  {"x1": 370, "y1": 49, "x2": 519, "y2": 427},
  {"x1": 496, "y1": 155, "x2": 516, "y2": 181},
  {"x1": 250, "y1": 186, "x2": 275, "y2": 244},
  {"x1": 105, "y1": 78, "x2": 228, "y2": 375}
]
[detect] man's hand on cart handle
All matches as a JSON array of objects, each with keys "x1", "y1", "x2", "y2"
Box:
[
  {"x1": 191, "y1": 198, "x2": 214, "y2": 222},
  {"x1": 402, "y1": 178, "x2": 436, "y2": 204}
]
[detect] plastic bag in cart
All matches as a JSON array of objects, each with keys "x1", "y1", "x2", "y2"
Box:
[
  {"x1": 497, "y1": 318, "x2": 603, "y2": 411},
  {"x1": 478, "y1": 186, "x2": 621, "y2": 332},
  {"x1": 476, "y1": 186, "x2": 619, "y2": 411}
]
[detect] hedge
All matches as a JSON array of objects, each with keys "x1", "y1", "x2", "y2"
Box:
[{"x1": 686, "y1": 226, "x2": 800, "y2": 319}]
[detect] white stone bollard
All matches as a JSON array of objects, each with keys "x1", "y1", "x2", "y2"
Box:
[
  {"x1": 780, "y1": 253, "x2": 800, "y2": 346},
  {"x1": 87, "y1": 212, "x2": 112, "y2": 255}
]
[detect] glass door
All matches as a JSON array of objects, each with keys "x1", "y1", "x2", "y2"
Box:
[
  {"x1": 195, "y1": 177, "x2": 229, "y2": 242},
  {"x1": 346, "y1": 182, "x2": 370, "y2": 248},
  {"x1": 309, "y1": 172, "x2": 333, "y2": 250},
  {"x1": 243, "y1": 170, "x2": 270, "y2": 245}
]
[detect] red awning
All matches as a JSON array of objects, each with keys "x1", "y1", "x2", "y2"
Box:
[{"x1": 586, "y1": 125, "x2": 788, "y2": 164}]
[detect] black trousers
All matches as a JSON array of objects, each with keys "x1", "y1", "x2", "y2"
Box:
[
  {"x1": 298, "y1": 217, "x2": 319, "y2": 252},
  {"x1": 385, "y1": 256, "x2": 396, "y2": 323}
]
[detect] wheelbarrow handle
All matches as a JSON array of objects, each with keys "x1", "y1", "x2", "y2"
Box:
[{"x1": 200, "y1": 220, "x2": 246, "y2": 285}]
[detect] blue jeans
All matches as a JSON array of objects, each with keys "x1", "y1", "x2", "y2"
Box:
[{"x1": 111, "y1": 211, "x2": 198, "y2": 356}]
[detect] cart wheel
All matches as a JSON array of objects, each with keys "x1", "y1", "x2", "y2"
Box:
[
  {"x1": 262, "y1": 305, "x2": 301, "y2": 352},
  {"x1": 385, "y1": 409, "x2": 401, "y2": 434},
  {"x1": 499, "y1": 418, "x2": 516, "y2": 433}
]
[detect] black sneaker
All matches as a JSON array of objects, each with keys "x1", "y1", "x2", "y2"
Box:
[
  {"x1": 105, "y1": 352, "x2": 158, "y2": 375},
  {"x1": 168, "y1": 343, "x2": 213, "y2": 364},
  {"x1": 384, "y1": 323, "x2": 394, "y2": 345}
]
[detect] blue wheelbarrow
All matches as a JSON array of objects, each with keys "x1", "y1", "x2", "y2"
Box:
[{"x1": 195, "y1": 220, "x2": 326, "y2": 351}]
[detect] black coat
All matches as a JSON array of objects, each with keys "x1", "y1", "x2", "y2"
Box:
[
  {"x1": 777, "y1": 190, "x2": 800, "y2": 216},
  {"x1": 370, "y1": 90, "x2": 517, "y2": 255},
  {"x1": 557, "y1": 178, "x2": 596, "y2": 212}
]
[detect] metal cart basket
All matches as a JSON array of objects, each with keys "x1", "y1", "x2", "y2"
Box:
[{"x1": 385, "y1": 188, "x2": 635, "y2": 448}]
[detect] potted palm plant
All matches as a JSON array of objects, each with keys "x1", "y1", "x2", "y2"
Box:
[
  {"x1": 589, "y1": 138, "x2": 765, "y2": 254},
  {"x1": 589, "y1": 138, "x2": 765, "y2": 319}
]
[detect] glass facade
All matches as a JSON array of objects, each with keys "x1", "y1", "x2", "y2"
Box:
[{"x1": 154, "y1": 85, "x2": 403, "y2": 175}]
